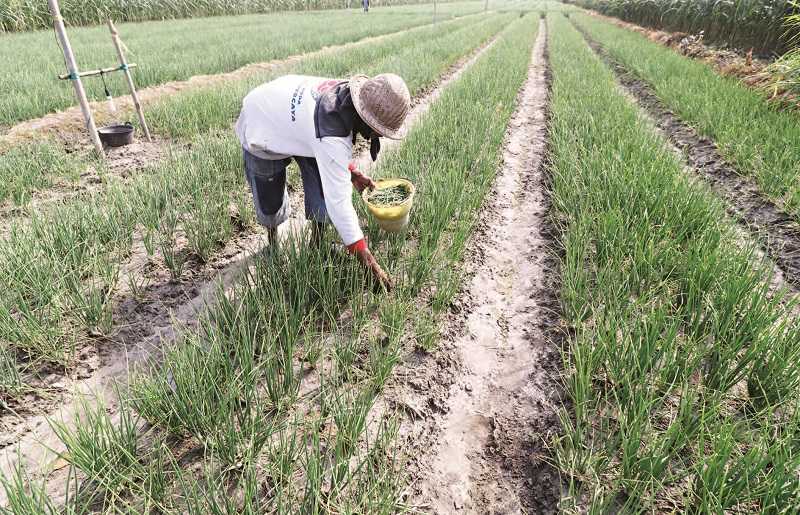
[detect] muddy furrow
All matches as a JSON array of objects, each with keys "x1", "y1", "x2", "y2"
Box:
[
  {"x1": 0, "y1": 33, "x2": 503, "y2": 506},
  {"x1": 0, "y1": 13, "x2": 479, "y2": 148},
  {"x1": 383, "y1": 21, "x2": 563, "y2": 513},
  {"x1": 575, "y1": 26, "x2": 800, "y2": 293}
]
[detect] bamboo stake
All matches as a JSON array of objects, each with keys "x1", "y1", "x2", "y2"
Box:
[
  {"x1": 58, "y1": 63, "x2": 137, "y2": 81},
  {"x1": 48, "y1": 0, "x2": 104, "y2": 158},
  {"x1": 108, "y1": 20, "x2": 152, "y2": 142}
]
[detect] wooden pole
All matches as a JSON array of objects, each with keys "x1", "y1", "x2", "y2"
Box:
[
  {"x1": 108, "y1": 20, "x2": 152, "y2": 142},
  {"x1": 484, "y1": 0, "x2": 488, "y2": 12},
  {"x1": 433, "y1": 0, "x2": 437, "y2": 23},
  {"x1": 48, "y1": 0, "x2": 104, "y2": 158}
]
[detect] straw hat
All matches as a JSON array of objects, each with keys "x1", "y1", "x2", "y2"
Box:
[{"x1": 350, "y1": 73, "x2": 411, "y2": 140}]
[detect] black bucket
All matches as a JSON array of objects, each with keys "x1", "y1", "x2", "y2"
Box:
[{"x1": 98, "y1": 122, "x2": 134, "y2": 147}]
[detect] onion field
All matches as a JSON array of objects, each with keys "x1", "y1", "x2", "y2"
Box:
[
  {"x1": 2, "y1": 0, "x2": 800, "y2": 513},
  {"x1": 0, "y1": 1, "x2": 485, "y2": 127}
]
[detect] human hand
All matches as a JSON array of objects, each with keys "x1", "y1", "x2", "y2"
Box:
[
  {"x1": 368, "y1": 260, "x2": 393, "y2": 292},
  {"x1": 354, "y1": 245, "x2": 393, "y2": 292},
  {"x1": 349, "y1": 162, "x2": 377, "y2": 193}
]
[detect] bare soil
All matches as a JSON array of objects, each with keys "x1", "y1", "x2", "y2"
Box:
[
  {"x1": 576, "y1": 27, "x2": 800, "y2": 293},
  {"x1": 0, "y1": 34, "x2": 509, "y2": 507},
  {"x1": 381, "y1": 21, "x2": 564, "y2": 513}
]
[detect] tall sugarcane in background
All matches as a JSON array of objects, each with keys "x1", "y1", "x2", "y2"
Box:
[
  {"x1": 764, "y1": 2, "x2": 800, "y2": 96},
  {"x1": 566, "y1": 0, "x2": 799, "y2": 55}
]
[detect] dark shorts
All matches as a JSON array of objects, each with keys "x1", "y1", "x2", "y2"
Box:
[{"x1": 242, "y1": 148, "x2": 329, "y2": 227}]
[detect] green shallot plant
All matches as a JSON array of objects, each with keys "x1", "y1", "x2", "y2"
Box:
[
  {"x1": 573, "y1": 12, "x2": 800, "y2": 221},
  {"x1": 548, "y1": 13, "x2": 800, "y2": 510},
  {"x1": 0, "y1": 2, "x2": 486, "y2": 124},
  {"x1": 48, "y1": 395, "x2": 144, "y2": 506},
  {"x1": 1, "y1": 12, "x2": 541, "y2": 512}
]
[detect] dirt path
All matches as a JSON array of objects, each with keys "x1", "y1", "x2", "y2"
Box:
[
  {"x1": 382, "y1": 21, "x2": 563, "y2": 513},
  {"x1": 576, "y1": 26, "x2": 800, "y2": 294},
  {"x1": 0, "y1": 13, "x2": 478, "y2": 149},
  {"x1": 0, "y1": 34, "x2": 502, "y2": 507}
]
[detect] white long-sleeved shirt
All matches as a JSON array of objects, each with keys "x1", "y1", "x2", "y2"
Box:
[{"x1": 235, "y1": 75, "x2": 363, "y2": 246}]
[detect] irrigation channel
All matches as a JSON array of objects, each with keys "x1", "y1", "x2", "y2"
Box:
[
  {"x1": 574, "y1": 23, "x2": 800, "y2": 295},
  {"x1": 386, "y1": 21, "x2": 561, "y2": 512},
  {"x1": 0, "y1": 16, "x2": 564, "y2": 510}
]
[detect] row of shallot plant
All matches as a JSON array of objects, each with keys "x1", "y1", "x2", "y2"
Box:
[
  {"x1": 0, "y1": 13, "x2": 509, "y2": 377},
  {"x1": 565, "y1": 0, "x2": 799, "y2": 55},
  {"x1": 548, "y1": 13, "x2": 800, "y2": 512},
  {"x1": 145, "y1": 11, "x2": 510, "y2": 138},
  {"x1": 0, "y1": 142, "x2": 92, "y2": 207},
  {"x1": 572, "y1": 13, "x2": 800, "y2": 222},
  {"x1": 0, "y1": 0, "x2": 465, "y2": 32},
  {"x1": 0, "y1": 14, "x2": 541, "y2": 513},
  {"x1": 0, "y1": 131, "x2": 247, "y2": 367},
  {"x1": 0, "y1": 12, "x2": 504, "y2": 210},
  {"x1": 0, "y1": 2, "x2": 487, "y2": 127},
  {"x1": 0, "y1": 343, "x2": 23, "y2": 410}
]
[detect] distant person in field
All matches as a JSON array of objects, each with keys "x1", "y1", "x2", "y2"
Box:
[
  {"x1": 235, "y1": 74, "x2": 410, "y2": 291},
  {"x1": 363, "y1": 0, "x2": 369, "y2": 12}
]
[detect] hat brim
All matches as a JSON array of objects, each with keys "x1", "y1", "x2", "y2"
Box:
[{"x1": 350, "y1": 75, "x2": 407, "y2": 140}]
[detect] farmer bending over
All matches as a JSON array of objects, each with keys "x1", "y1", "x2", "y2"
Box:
[{"x1": 235, "y1": 74, "x2": 411, "y2": 290}]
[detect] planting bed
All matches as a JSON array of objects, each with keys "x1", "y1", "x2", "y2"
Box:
[
  {"x1": 4, "y1": 1, "x2": 800, "y2": 513},
  {"x1": 0, "y1": 1, "x2": 486, "y2": 127},
  {"x1": 572, "y1": 13, "x2": 800, "y2": 222},
  {"x1": 549, "y1": 12, "x2": 800, "y2": 512},
  {"x1": 576, "y1": 28, "x2": 800, "y2": 291}
]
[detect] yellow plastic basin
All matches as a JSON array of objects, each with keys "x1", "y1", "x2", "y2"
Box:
[{"x1": 362, "y1": 178, "x2": 415, "y2": 233}]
